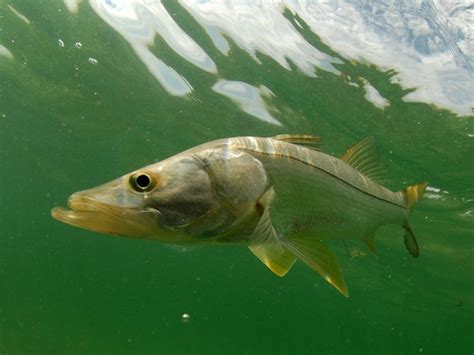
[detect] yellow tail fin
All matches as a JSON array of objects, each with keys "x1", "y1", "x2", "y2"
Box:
[
  {"x1": 402, "y1": 182, "x2": 427, "y2": 258},
  {"x1": 404, "y1": 182, "x2": 428, "y2": 214}
]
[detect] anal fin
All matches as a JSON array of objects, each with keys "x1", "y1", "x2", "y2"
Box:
[{"x1": 283, "y1": 236, "x2": 349, "y2": 297}]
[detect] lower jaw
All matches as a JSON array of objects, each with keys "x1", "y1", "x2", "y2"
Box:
[{"x1": 51, "y1": 205, "x2": 162, "y2": 238}]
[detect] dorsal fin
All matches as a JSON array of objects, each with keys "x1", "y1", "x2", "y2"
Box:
[
  {"x1": 340, "y1": 137, "x2": 388, "y2": 183},
  {"x1": 272, "y1": 134, "x2": 321, "y2": 150}
]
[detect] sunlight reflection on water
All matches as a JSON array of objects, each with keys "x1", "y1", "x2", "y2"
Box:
[
  {"x1": 60, "y1": 0, "x2": 473, "y2": 116},
  {"x1": 212, "y1": 80, "x2": 282, "y2": 126}
]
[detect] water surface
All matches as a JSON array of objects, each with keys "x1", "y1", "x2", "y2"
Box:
[{"x1": 0, "y1": 1, "x2": 472, "y2": 354}]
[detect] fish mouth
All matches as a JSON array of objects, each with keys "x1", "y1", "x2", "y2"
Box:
[{"x1": 51, "y1": 194, "x2": 161, "y2": 237}]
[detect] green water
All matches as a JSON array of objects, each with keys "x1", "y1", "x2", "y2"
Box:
[{"x1": 1, "y1": 1, "x2": 473, "y2": 354}]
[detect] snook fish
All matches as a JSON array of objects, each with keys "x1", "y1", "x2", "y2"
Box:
[{"x1": 52, "y1": 135, "x2": 427, "y2": 296}]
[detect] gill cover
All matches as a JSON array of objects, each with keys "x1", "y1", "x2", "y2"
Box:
[{"x1": 188, "y1": 149, "x2": 271, "y2": 239}]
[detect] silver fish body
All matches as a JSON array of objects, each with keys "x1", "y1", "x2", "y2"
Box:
[
  {"x1": 52, "y1": 135, "x2": 427, "y2": 296},
  {"x1": 225, "y1": 137, "x2": 407, "y2": 241}
]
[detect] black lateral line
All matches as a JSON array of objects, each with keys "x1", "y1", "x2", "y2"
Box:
[{"x1": 240, "y1": 148, "x2": 405, "y2": 209}]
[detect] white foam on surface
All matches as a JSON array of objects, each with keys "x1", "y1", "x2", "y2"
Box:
[
  {"x1": 360, "y1": 78, "x2": 390, "y2": 109},
  {"x1": 212, "y1": 80, "x2": 282, "y2": 126},
  {"x1": 287, "y1": 0, "x2": 473, "y2": 116},
  {"x1": 179, "y1": 0, "x2": 342, "y2": 76},
  {"x1": 63, "y1": 0, "x2": 83, "y2": 13},
  {"x1": 64, "y1": 0, "x2": 473, "y2": 116},
  {"x1": 0, "y1": 45, "x2": 13, "y2": 59},
  {"x1": 87, "y1": 0, "x2": 218, "y2": 96}
]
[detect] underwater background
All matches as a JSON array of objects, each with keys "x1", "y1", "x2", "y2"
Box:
[{"x1": 0, "y1": 1, "x2": 473, "y2": 354}]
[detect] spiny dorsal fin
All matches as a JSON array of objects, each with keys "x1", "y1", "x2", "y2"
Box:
[
  {"x1": 283, "y1": 235, "x2": 349, "y2": 297},
  {"x1": 340, "y1": 137, "x2": 388, "y2": 183},
  {"x1": 249, "y1": 187, "x2": 297, "y2": 276},
  {"x1": 272, "y1": 134, "x2": 321, "y2": 150}
]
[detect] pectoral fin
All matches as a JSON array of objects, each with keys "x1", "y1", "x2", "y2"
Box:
[
  {"x1": 249, "y1": 244, "x2": 297, "y2": 277},
  {"x1": 249, "y1": 187, "x2": 347, "y2": 296},
  {"x1": 283, "y1": 236, "x2": 349, "y2": 297},
  {"x1": 249, "y1": 187, "x2": 297, "y2": 277}
]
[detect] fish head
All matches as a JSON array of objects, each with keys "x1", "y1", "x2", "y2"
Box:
[{"x1": 52, "y1": 150, "x2": 268, "y2": 244}]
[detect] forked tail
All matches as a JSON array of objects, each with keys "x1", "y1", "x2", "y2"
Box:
[{"x1": 402, "y1": 182, "x2": 428, "y2": 257}]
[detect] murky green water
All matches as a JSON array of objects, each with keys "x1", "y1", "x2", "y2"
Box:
[{"x1": 1, "y1": 1, "x2": 473, "y2": 354}]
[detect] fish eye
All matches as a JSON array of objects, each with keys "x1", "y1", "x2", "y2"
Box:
[{"x1": 129, "y1": 172, "x2": 156, "y2": 193}]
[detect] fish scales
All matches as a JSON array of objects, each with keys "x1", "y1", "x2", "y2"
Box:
[
  {"x1": 215, "y1": 137, "x2": 405, "y2": 240},
  {"x1": 226, "y1": 136, "x2": 406, "y2": 208},
  {"x1": 51, "y1": 135, "x2": 427, "y2": 296}
]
